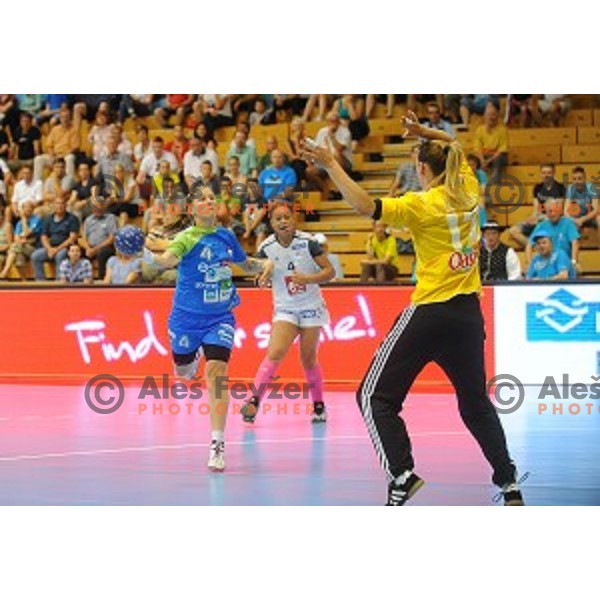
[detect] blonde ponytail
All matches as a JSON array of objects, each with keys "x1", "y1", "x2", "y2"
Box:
[
  {"x1": 443, "y1": 142, "x2": 478, "y2": 213},
  {"x1": 419, "y1": 141, "x2": 478, "y2": 213}
]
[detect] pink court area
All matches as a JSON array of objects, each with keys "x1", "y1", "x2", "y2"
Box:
[{"x1": 0, "y1": 383, "x2": 598, "y2": 505}]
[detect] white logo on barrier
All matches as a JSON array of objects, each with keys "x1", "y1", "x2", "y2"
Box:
[
  {"x1": 535, "y1": 296, "x2": 589, "y2": 334},
  {"x1": 236, "y1": 294, "x2": 378, "y2": 350},
  {"x1": 65, "y1": 311, "x2": 169, "y2": 364},
  {"x1": 65, "y1": 295, "x2": 379, "y2": 363}
]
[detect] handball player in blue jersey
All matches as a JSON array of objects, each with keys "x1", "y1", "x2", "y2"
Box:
[{"x1": 144, "y1": 186, "x2": 270, "y2": 471}]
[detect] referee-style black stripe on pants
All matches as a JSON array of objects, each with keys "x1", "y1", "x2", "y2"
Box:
[{"x1": 357, "y1": 294, "x2": 516, "y2": 487}]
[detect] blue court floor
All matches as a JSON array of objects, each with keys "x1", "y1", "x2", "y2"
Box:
[{"x1": 0, "y1": 384, "x2": 598, "y2": 505}]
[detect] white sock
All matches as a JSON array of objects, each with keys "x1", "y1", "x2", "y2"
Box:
[
  {"x1": 212, "y1": 431, "x2": 224, "y2": 443},
  {"x1": 394, "y1": 470, "x2": 413, "y2": 486}
]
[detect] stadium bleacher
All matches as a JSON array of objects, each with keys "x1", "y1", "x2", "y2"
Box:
[{"x1": 2, "y1": 94, "x2": 599, "y2": 282}]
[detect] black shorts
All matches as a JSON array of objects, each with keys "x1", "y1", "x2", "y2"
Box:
[
  {"x1": 107, "y1": 202, "x2": 141, "y2": 218},
  {"x1": 519, "y1": 221, "x2": 536, "y2": 237},
  {"x1": 173, "y1": 344, "x2": 231, "y2": 365}
]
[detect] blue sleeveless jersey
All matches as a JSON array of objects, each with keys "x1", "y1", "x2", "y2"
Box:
[{"x1": 168, "y1": 226, "x2": 247, "y2": 316}]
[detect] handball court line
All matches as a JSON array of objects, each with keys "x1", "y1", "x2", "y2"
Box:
[{"x1": 0, "y1": 431, "x2": 468, "y2": 463}]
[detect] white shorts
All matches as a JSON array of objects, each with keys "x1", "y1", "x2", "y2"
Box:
[
  {"x1": 273, "y1": 304, "x2": 330, "y2": 328},
  {"x1": 538, "y1": 98, "x2": 570, "y2": 114}
]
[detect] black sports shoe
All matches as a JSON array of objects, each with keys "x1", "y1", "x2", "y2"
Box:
[
  {"x1": 241, "y1": 398, "x2": 259, "y2": 424},
  {"x1": 493, "y1": 472, "x2": 528, "y2": 505},
  {"x1": 502, "y1": 484, "x2": 525, "y2": 506},
  {"x1": 386, "y1": 472, "x2": 425, "y2": 506},
  {"x1": 311, "y1": 401, "x2": 327, "y2": 423}
]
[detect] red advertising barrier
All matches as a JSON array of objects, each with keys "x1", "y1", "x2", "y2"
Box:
[{"x1": 0, "y1": 287, "x2": 495, "y2": 390}]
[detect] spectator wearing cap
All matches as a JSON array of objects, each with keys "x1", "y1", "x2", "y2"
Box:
[
  {"x1": 564, "y1": 166, "x2": 599, "y2": 234},
  {"x1": 479, "y1": 222, "x2": 522, "y2": 282},
  {"x1": 314, "y1": 233, "x2": 344, "y2": 280},
  {"x1": 58, "y1": 243, "x2": 93, "y2": 284},
  {"x1": 104, "y1": 225, "x2": 144, "y2": 285},
  {"x1": 527, "y1": 230, "x2": 573, "y2": 280},
  {"x1": 527, "y1": 199, "x2": 580, "y2": 274},
  {"x1": 82, "y1": 197, "x2": 118, "y2": 280}
]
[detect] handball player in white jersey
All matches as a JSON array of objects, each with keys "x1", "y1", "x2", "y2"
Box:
[{"x1": 241, "y1": 201, "x2": 335, "y2": 423}]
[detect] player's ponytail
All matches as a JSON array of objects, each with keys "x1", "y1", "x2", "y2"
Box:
[{"x1": 418, "y1": 141, "x2": 478, "y2": 213}]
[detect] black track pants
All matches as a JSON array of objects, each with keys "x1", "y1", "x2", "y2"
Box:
[{"x1": 356, "y1": 293, "x2": 516, "y2": 487}]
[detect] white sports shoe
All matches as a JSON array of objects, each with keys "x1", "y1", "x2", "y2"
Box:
[{"x1": 208, "y1": 440, "x2": 225, "y2": 472}]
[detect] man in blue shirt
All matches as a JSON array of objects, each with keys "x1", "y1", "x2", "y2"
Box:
[
  {"x1": 36, "y1": 94, "x2": 70, "y2": 126},
  {"x1": 528, "y1": 198, "x2": 579, "y2": 274},
  {"x1": 421, "y1": 103, "x2": 455, "y2": 138},
  {"x1": 527, "y1": 231, "x2": 572, "y2": 280},
  {"x1": 143, "y1": 185, "x2": 270, "y2": 472},
  {"x1": 258, "y1": 149, "x2": 297, "y2": 202},
  {"x1": 31, "y1": 197, "x2": 80, "y2": 280},
  {"x1": 565, "y1": 166, "x2": 599, "y2": 231}
]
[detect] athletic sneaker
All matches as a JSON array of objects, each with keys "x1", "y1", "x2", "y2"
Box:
[
  {"x1": 501, "y1": 482, "x2": 525, "y2": 506},
  {"x1": 386, "y1": 472, "x2": 425, "y2": 506},
  {"x1": 241, "y1": 398, "x2": 259, "y2": 424},
  {"x1": 208, "y1": 440, "x2": 225, "y2": 472},
  {"x1": 493, "y1": 472, "x2": 528, "y2": 505},
  {"x1": 311, "y1": 401, "x2": 327, "y2": 423}
]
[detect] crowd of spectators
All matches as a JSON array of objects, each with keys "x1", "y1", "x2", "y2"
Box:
[{"x1": 0, "y1": 93, "x2": 594, "y2": 285}]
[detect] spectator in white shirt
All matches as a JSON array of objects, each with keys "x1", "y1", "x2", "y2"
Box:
[
  {"x1": 136, "y1": 137, "x2": 179, "y2": 186},
  {"x1": 307, "y1": 112, "x2": 352, "y2": 195},
  {"x1": 11, "y1": 164, "x2": 43, "y2": 222},
  {"x1": 183, "y1": 136, "x2": 220, "y2": 191}
]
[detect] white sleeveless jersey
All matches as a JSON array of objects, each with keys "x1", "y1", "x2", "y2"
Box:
[{"x1": 257, "y1": 231, "x2": 327, "y2": 311}]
